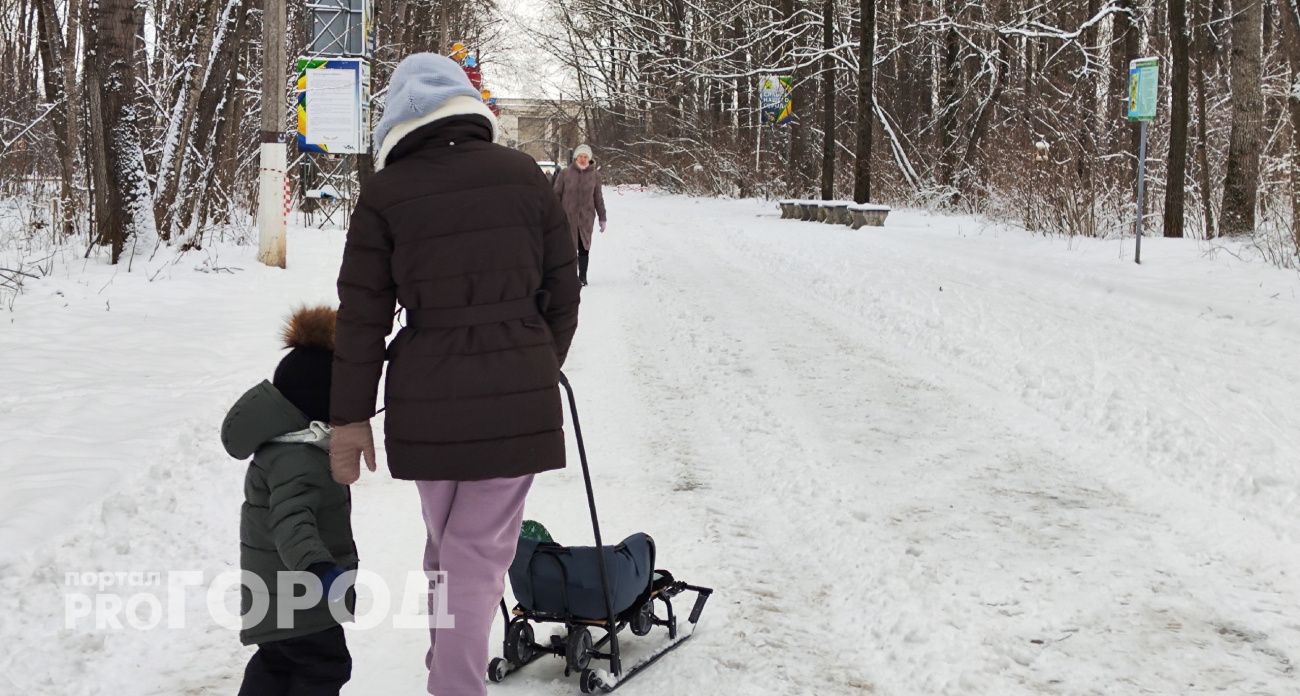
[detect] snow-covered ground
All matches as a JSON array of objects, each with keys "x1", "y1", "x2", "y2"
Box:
[{"x1": 2, "y1": 191, "x2": 1299, "y2": 695}]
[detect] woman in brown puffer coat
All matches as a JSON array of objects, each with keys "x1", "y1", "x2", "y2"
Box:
[
  {"x1": 327, "y1": 52, "x2": 580, "y2": 696},
  {"x1": 553, "y1": 144, "x2": 607, "y2": 286}
]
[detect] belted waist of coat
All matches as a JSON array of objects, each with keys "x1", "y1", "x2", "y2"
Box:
[{"x1": 404, "y1": 292, "x2": 549, "y2": 329}]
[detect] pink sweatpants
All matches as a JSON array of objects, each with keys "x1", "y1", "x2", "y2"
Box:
[{"x1": 415, "y1": 475, "x2": 533, "y2": 696}]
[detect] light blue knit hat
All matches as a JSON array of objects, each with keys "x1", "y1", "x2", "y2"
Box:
[{"x1": 372, "y1": 53, "x2": 499, "y2": 171}]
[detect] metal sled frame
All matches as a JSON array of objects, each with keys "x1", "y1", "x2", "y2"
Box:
[{"x1": 487, "y1": 373, "x2": 713, "y2": 693}]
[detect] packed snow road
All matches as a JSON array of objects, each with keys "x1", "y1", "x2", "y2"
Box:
[{"x1": 2, "y1": 191, "x2": 1298, "y2": 695}]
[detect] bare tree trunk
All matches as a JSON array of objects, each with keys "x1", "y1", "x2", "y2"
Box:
[
  {"x1": 1194, "y1": 0, "x2": 1218, "y2": 238},
  {"x1": 155, "y1": 0, "x2": 224, "y2": 239},
  {"x1": 1219, "y1": 0, "x2": 1265, "y2": 237},
  {"x1": 956, "y1": 33, "x2": 1007, "y2": 203},
  {"x1": 34, "y1": 0, "x2": 76, "y2": 236},
  {"x1": 63, "y1": 0, "x2": 84, "y2": 233},
  {"x1": 206, "y1": 12, "x2": 249, "y2": 227},
  {"x1": 937, "y1": 1, "x2": 961, "y2": 191},
  {"x1": 388, "y1": 0, "x2": 409, "y2": 51},
  {"x1": 819, "y1": 0, "x2": 835, "y2": 199},
  {"x1": 86, "y1": 0, "x2": 155, "y2": 263},
  {"x1": 785, "y1": 0, "x2": 815, "y2": 195},
  {"x1": 1163, "y1": 0, "x2": 1189, "y2": 237},
  {"x1": 1111, "y1": 0, "x2": 1142, "y2": 181},
  {"x1": 732, "y1": 13, "x2": 754, "y2": 195},
  {"x1": 853, "y1": 0, "x2": 875, "y2": 203},
  {"x1": 1281, "y1": 0, "x2": 1300, "y2": 252},
  {"x1": 182, "y1": 0, "x2": 246, "y2": 237}
]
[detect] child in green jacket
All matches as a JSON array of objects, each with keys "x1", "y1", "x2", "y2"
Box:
[{"x1": 221, "y1": 306, "x2": 358, "y2": 696}]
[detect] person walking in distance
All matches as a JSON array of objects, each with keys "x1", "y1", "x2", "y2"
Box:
[{"x1": 553, "y1": 144, "x2": 607, "y2": 286}]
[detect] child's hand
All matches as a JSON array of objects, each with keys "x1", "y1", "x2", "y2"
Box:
[{"x1": 308, "y1": 562, "x2": 349, "y2": 604}]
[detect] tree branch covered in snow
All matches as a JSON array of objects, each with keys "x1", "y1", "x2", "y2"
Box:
[{"x1": 538, "y1": 0, "x2": 1295, "y2": 257}]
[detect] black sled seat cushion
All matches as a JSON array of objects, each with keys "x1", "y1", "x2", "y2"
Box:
[{"x1": 509, "y1": 532, "x2": 655, "y2": 620}]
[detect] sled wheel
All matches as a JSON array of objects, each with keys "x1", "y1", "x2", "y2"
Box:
[
  {"x1": 566, "y1": 627, "x2": 593, "y2": 672},
  {"x1": 579, "y1": 668, "x2": 603, "y2": 694},
  {"x1": 504, "y1": 620, "x2": 535, "y2": 665},
  {"x1": 487, "y1": 657, "x2": 509, "y2": 683},
  {"x1": 630, "y1": 600, "x2": 655, "y2": 636}
]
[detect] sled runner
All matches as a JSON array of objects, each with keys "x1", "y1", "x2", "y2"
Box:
[{"x1": 487, "y1": 373, "x2": 713, "y2": 694}]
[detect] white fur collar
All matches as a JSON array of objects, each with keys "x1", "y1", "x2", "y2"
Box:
[{"x1": 374, "y1": 95, "x2": 500, "y2": 172}]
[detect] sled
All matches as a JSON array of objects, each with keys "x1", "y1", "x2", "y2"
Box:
[{"x1": 486, "y1": 373, "x2": 713, "y2": 694}]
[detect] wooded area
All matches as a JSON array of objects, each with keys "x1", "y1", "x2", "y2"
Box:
[
  {"x1": 541, "y1": 0, "x2": 1299, "y2": 253},
  {"x1": 0, "y1": 0, "x2": 502, "y2": 263},
  {"x1": 0, "y1": 0, "x2": 1296, "y2": 264}
]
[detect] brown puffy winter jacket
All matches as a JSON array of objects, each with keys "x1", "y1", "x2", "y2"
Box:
[{"x1": 330, "y1": 116, "x2": 580, "y2": 481}]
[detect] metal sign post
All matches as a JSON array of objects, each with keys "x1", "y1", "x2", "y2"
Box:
[
  {"x1": 1134, "y1": 119, "x2": 1149, "y2": 264},
  {"x1": 1127, "y1": 57, "x2": 1158, "y2": 265}
]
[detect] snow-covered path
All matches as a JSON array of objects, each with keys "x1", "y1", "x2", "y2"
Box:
[
  {"x1": 3, "y1": 192, "x2": 1299, "y2": 695},
  {"x1": 546, "y1": 194, "x2": 1300, "y2": 695}
]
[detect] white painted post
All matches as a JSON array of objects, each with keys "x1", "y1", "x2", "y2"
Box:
[
  {"x1": 258, "y1": 0, "x2": 287, "y2": 268},
  {"x1": 257, "y1": 142, "x2": 287, "y2": 268}
]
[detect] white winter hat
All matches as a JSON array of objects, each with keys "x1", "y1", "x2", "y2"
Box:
[{"x1": 573, "y1": 144, "x2": 593, "y2": 161}]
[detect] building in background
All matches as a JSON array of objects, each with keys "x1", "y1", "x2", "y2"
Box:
[{"x1": 497, "y1": 98, "x2": 586, "y2": 168}]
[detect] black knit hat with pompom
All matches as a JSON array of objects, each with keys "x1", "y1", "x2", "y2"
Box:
[{"x1": 272, "y1": 306, "x2": 336, "y2": 423}]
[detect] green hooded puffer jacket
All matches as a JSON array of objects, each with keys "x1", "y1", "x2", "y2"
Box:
[{"x1": 221, "y1": 380, "x2": 359, "y2": 645}]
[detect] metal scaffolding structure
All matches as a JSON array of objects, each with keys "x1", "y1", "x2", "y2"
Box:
[{"x1": 294, "y1": 0, "x2": 371, "y2": 229}]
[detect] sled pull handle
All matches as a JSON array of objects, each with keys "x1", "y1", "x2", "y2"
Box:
[{"x1": 557, "y1": 371, "x2": 622, "y2": 675}]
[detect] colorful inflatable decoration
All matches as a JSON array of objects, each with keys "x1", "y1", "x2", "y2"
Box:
[{"x1": 452, "y1": 41, "x2": 500, "y2": 116}]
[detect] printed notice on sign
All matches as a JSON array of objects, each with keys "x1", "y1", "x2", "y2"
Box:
[
  {"x1": 306, "y1": 67, "x2": 359, "y2": 152},
  {"x1": 1127, "y1": 57, "x2": 1159, "y2": 122}
]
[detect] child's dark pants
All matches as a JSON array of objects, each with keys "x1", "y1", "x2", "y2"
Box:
[{"x1": 238, "y1": 625, "x2": 351, "y2": 696}]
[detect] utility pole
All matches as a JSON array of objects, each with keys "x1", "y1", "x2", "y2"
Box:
[
  {"x1": 440, "y1": 5, "x2": 450, "y2": 53},
  {"x1": 257, "y1": 0, "x2": 287, "y2": 268}
]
